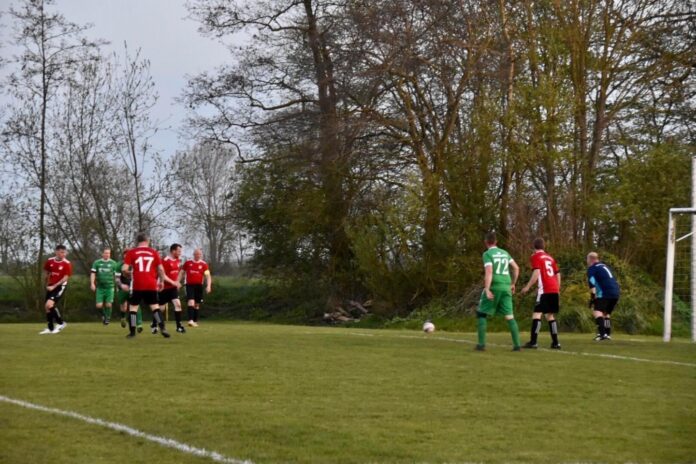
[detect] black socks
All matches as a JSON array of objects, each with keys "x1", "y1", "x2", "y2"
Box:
[
  {"x1": 595, "y1": 316, "x2": 606, "y2": 337},
  {"x1": 188, "y1": 306, "x2": 195, "y2": 321},
  {"x1": 46, "y1": 312, "x2": 54, "y2": 331},
  {"x1": 604, "y1": 318, "x2": 612, "y2": 336},
  {"x1": 153, "y1": 309, "x2": 164, "y2": 329},
  {"x1": 174, "y1": 310, "x2": 182, "y2": 327},
  {"x1": 530, "y1": 319, "x2": 541, "y2": 344},
  {"x1": 129, "y1": 312, "x2": 137, "y2": 335}
]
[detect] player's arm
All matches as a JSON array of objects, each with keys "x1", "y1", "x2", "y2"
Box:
[
  {"x1": 204, "y1": 269, "x2": 212, "y2": 293},
  {"x1": 89, "y1": 264, "x2": 97, "y2": 291},
  {"x1": 177, "y1": 270, "x2": 184, "y2": 285},
  {"x1": 158, "y1": 265, "x2": 180, "y2": 288},
  {"x1": 521, "y1": 268, "x2": 539, "y2": 294},
  {"x1": 483, "y1": 264, "x2": 494, "y2": 300},
  {"x1": 50, "y1": 274, "x2": 69, "y2": 291},
  {"x1": 509, "y1": 259, "x2": 519, "y2": 294},
  {"x1": 587, "y1": 271, "x2": 597, "y2": 308},
  {"x1": 556, "y1": 272, "x2": 561, "y2": 290}
]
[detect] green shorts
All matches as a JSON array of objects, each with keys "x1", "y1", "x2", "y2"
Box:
[
  {"x1": 478, "y1": 286, "x2": 514, "y2": 317},
  {"x1": 117, "y1": 289, "x2": 130, "y2": 306},
  {"x1": 96, "y1": 286, "x2": 115, "y2": 305}
]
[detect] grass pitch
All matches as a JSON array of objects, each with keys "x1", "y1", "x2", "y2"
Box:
[{"x1": 1, "y1": 322, "x2": 695, "y2": 464}]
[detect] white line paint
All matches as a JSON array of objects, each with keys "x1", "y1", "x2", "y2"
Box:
[
  {"x1": 329, "y1": 331, "x2": 696, "y2": 368},
  {"x1": 0, "y1": 395, "x2": 252, "y2": 464}
]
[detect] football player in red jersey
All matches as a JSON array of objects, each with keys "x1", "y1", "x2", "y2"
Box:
[
  {"x1": 155, "y1": 243, "x2": 185, "y2": 334},
  {"x1": 520, "y1": 238, "x2": 562, "y2": 349},
  {"x1": 122, "y1": 232, "x2": 181, "y2": 339},
  {"x1": 183, "y1": 248, "x2": 212, "y2": 327},
  {"x1": 40, "y1": 245, "x2": 73, "y2": 334}
]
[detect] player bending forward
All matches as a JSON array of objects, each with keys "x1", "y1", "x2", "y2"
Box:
[
  {"x1": 157, "y1": 243, "x2": 186, "y2": 334},
  {"x1": 520, "y1": 238, "x2": 561, "y2": 349},
  {"x1": 122, "y1": 233, "x2": 181, "y2": 339},
  {"x1": 183, "y1": 248, "x2": 212, "y2": 327},
  {"x1": 475, "y1": 232, "x2": 522, "y2": 351},
  {"x1": 39, "y1": 245, "x2": 72, "y2": 334},
  {"x1": 587, "y1": 252, "x2": 620, "y2": 341},
  {"x1": 90, "y1": 247, "x2": 119, "y2": 325}
]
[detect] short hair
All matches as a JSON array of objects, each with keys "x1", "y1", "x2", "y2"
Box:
[
  {"x1": 136, "y1": 232, "x2": 149, "y2": 243},
  {"x1": 55, "y1": 244, "x2": 67, "y2": 251},
  {"x1": 533, "y1": 238, "x2": 545, "y2": 250},
  {"x1": 103, "y1": 247, "x2": 111, "y2": 252},
  {"x1": 170, "y1": 243, "x2": 182, "y2": 252},
  {"x1": 485, "y1": 231, "x2": 497, "y2": 245},
  {"x1": 587, "y1": 252, "x2": 599, "y2": 262}
]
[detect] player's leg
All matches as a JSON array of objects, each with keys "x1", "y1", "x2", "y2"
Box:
[
  {"x1": 126, "y1": 294, "x2": 140, "y2": 338},
  {"x1": 40, "y1": 294, "x2": 55, "y2": 334},
  {"x1": 104, "y1": 287, "x2": 114, "y2": 325},
  {"x1": 475, "y1": 291, "x2": 494, "y2": 350},
  {"x1": 136, "y1": 305, "x2": 143, "y2": 333},
  {"x1": 544, "y1": 294, "x2": 561, "y2": 348},
  {"x1": 192, "y1": 285, "x2": 202, "y2": 326},
  {"x1": 499, "y1": 291, "x2": 521, "y2": 351},
  {"x1": 172, "y1": 298, "x2": 185, "y2": 333},
  {"x1": 49, "y1": 286, "x2": 67, "y2": 332},
  {"x1": 95, "y1": 293, "x2": 104, "y2": 323},
  {"x1": 593, "y1": 300, "x2": 607, "y2": 341},
  {"x1": 524, "y1": 297, "x2": 542, "y2": 348},
  {"x1": 118, "y1": 290, "x2": 128, "y2": 328},
  {"x1": 602, "y1": 298, "x2": 618, "y2": 340},
  {"x1": 148, "y1": 291, "x2": 170, "y2": 338},
  {"x1": 186, "y1": 285, "x2": 196, "y2": 326}
]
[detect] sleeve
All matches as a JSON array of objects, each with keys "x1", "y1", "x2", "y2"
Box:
[
  {"x1": 482, "y1": 252, "x2": 493, "y2": 267},
  {"x1": 529, "y1": 255, "x2": 538, "y2": 269},
  {"x1": 123, "y1": 251, "x2": 132, "y2": 266},
  {"x1": 587, "y1": 268, "x2": 596, "y2": 288},
  {"x1": 553, "y1": 259, "x2": 560, "y2": 274},
  {"x1": 90, "y1": 260, "x2": 97, "y2": 273},
  {"x1": 43, "y1": 260, "x2": 50, "y2": 272},
  {"x1": 66, "y1": 262, "x2": 73, "y2": 276},
  {"x1": 115, "y1": 261, "x2": 121, "y2": 277}
]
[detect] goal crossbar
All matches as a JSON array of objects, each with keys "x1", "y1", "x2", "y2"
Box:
[{"x1": 664, "y1": 207, "x2": 696, "y2": 342}]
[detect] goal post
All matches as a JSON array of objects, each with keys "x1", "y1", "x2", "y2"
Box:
[{"x1": 664, "y1": 207, "x2": 696, "y2": 342}]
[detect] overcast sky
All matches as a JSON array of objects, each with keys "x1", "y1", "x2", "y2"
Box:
[{"x1": 0, "y1": 0, "x2": 231, "y2": 159}]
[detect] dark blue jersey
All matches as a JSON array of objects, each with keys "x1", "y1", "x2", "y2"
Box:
[{"x1": 587, "y1": 262, "x2": 620, "y2": 299}]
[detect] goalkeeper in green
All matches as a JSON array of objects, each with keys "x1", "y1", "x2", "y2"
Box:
[
  {"x1": 90, "y1": 248, "x2": 120, "y2": 325},
  {"x1": 475, "y1": 231, "x2": 522, "y2": 351}
]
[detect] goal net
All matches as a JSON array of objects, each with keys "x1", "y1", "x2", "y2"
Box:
[{"x1": 664, "y1": 208, "x2": 696, "y2": 342}]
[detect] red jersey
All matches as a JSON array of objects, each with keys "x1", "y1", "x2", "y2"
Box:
[
  {"x1": 124, "y1": 246, "x2": 162, "y2": 291},
  {"x1": 44, "y1": 257, "x2": 73, "y2": 286},
  {"x1": 530, "y1": 250, "x2": 560, "y2": 294},
  {"x1": 161, "y1": 256, "x2": 181, "y2": 289},
  {"x1": 184, "y1": 260, "x2": 209, "y2": 285}
]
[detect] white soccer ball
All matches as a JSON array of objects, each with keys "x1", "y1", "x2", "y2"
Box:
[{"x1": 422, "y1": 321, "x2": 435, "y2": 333}]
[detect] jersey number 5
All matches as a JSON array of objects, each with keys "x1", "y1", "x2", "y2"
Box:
[
  {"x1": 544, "y1": 260, "x2": 555, "y2": 277},
  {"x1": 134, "y1": 256, "x2": 154, "y2": 273}
]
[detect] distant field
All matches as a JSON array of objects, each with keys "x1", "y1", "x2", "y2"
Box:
[{"x1": 1, "y1": 322, "x2": 694, "y2": 463}]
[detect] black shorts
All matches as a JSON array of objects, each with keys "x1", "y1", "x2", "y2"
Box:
[
  {"x1": 186, "y1": 284, "x2": 204, "y2": 304},
  {"x1": 158, "y1": 287, "x2": 180, "y2": 305},
  {"x1": 595, "y1": 297, "x2": 619, "y2": 314},
  {"x1": 534, "y1": 293, "x2": 559, "y2": 314},
  {"x1": 45, "y1": 285, "x2": 67, "y2": 303},
  {"x1": 128, "y1": 290, "x2": 158, "y2": 307}
]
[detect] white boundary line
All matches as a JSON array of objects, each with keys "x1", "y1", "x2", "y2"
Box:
[
  {"x1": 310, "y1": 331, "x2": 696, "y2": 368},
  {"x1": 0, "y1": 395, "x2": 252, "y2": 464}
]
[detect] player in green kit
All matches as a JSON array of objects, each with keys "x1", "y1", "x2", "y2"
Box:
[
  {"x1": 475, "y1": 231, "x2": 522, "y2": 351},
  {"x1": 90, "y1": 248, "x2": 120, "y2": 325}
]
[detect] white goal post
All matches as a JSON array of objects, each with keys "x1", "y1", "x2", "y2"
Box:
[{"x1": 664, "y1": 207, "x2": 696, "y2": 342}]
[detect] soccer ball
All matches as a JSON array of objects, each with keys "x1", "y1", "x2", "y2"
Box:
[{"x1": 422, "y1": 321, "x2": 435, "y2": 333}]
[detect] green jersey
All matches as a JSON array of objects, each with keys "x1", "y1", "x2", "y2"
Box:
[
  {"x1": 91, "y1": 259, "x2": 119, "y2": 288},
  {"x1": 482, "y1": 247, "x2": 514, "y2": 288}
]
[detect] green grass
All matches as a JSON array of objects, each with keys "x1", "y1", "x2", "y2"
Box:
[{"x1": 1, "y1": 322, "x2": 695, "y2": 463}]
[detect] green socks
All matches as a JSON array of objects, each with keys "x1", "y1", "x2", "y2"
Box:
[
  {"x1": 477, "y1": 316, "x2": 487, "y2": 346},
  {"x1": 507, "y1": 318, "x2": 521, "y2": 348},
  {"x1": 136, "y1": 307, "x2": 143, "y2": 326},
  {"x1": 104, "y1": 307, "x2": 112, "y2": 319}
]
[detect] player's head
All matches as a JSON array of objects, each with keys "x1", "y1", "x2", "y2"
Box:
[
  {"x1": 533, "y1": 238, "x2": 545, "y2": 250},
  {"x1": 587, "y1": 251, "x2": 599, "y2": 266},
  {"x1": 170, "y1": 243, "x2": 182, "y2": 258},
  {"x1": 193, "y1": 248, "x2": 203, "y2": 260},
  {"x1": 484, "y1": 231, "x2": 497, "y2": 247},
  {"x1": 136, "y1": 232, "x2": 150, "y2": 245},
  {"x1": 55, "y1": 244, "x2": 67, "y2": 259},
  {"x1": 102, "y1": 247, "x2": 111, "y2": 260}
]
